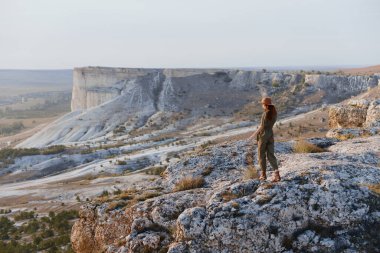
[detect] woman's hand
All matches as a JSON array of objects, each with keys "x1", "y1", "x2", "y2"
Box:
[{"x1": 248, "y1": 131, "x2": 258, "y2": 142}]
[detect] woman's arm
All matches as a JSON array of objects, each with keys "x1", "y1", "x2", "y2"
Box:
[{"x1": 248, "y1": 112, "x2": 266, "y2": 140}]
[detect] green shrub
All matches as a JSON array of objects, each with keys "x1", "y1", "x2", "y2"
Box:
[
  {"x1": 116, "y1": 160, "x2": 127, "y2": 165},
  {"x1": 41, "y1": 145, "x2": 66, "y2": 155},
  {"x1": 14, "y1": 211, "x2": 35, "y2": 221},
  {"x1": 100, "y1": 190, "x2": 109, "y2": 197}
]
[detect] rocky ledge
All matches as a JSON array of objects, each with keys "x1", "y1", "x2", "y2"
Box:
[
  {"x1": 71, "y1": 133, "x2": 380, "y2": 253},
  {"x1": 327, "y1": 99, "x2": 380, "y2": 139}
]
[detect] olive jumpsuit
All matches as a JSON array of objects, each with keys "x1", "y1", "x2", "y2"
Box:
[{"x1": 256, "y1": 111, "x2": 278, "y2": 176}]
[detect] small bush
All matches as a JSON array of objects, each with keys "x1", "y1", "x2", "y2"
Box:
[
  {"x1": 135, "y1": 192, "x2": 162, "y2": 201},
  {"x1": 145, "y1": 166, "x2": 166, "y2": 176},
  {"x1": 201, "y1": 166, "x2": 214, "y2": 176},
  {"x1": 113, "y1": 188, "x2": 122, "y2": 195},
  {"x1": 116, "y1": 160, "x2": 127, "y2": 165},
  {"x1": 231, "y1": 202, "x2": 240, "y2": 209},
  {"x1": 173, "y1": 176, "x2": 205, "y2": 192},
  {"x1": 14, "y1": 211, "x2": 35, "y2": 221},
  {"x1": 293, "y1": 141, "x2": 325, "y2": 153},
  {"x1": 41, "y1": 145, "x2": 66, "y2": 155},
  {"x1": 100, "y1": 190, "x2": 109, "y2": 197},
  {"x1": 338, "y1": 133, "x2": 356, "y2": 141}
]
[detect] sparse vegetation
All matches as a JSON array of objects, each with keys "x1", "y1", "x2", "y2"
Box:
[
  {"x1": 338, "y1": 133, "x2": 356, "y2": 140},
  {"x1": 293, "y1": 141, "x2": 325, "y2": 153},
  {"x1": 367, "y1": 183, "x2": 380, "y2": 195},
  {"x1": 116, "y1": 160, "x2": 127, "y2": 165},
  {"x1": 231, "y1": 201, "x2": 240, "y2": 209},
  {"x1": 0, "y1": 210, "x2": 78, "y2": 253},
  {"x1": 100, "y1": 190, "x2": 109, "y2": 197},
  {"x1": 0, "y1": 122, "x2": 25, "y2": 136},
  {"x1": 145, "y1": 166, "x2": 167, "y2": 176},
  {"x1": 0, "y1": 209, "x2": 11, "y2": 214},
  {"x1": 244, "y1": 165, "x2": 259, "y2": 179},
  {"x1": 221, "y1": 192, "x2": 240, "y2": 202},
  {"x1": 14, "y1": 211, "x2": 35, "y2": 221},
  {"x1": 173, "y1": 176, "x2": 205, "y2": 192},
  {"x1": 201, "y1": 166, "x2": 214, "y2": 176},
  {"x1": 0, "y1": 146, "x2": 66, "y2": 167}
]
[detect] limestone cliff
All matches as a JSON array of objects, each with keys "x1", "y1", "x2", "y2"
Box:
[
  {"x1": 71, "y1": 67, "x2": 160, "y2": 111},
  {"x1": 71, "y1": 67, "x2": 378, "y2": 112},
  {"x1": 18, "y1": 67, "x2": 379, "y2": 148}
]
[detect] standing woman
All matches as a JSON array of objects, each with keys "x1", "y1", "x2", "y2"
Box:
[{"x1": 249, "y1": 97, "x2": 281, "y2": 182}]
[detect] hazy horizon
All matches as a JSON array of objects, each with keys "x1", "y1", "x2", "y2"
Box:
[{"x1": 1, "y1": 0, "x2": 379, "y2": 69}]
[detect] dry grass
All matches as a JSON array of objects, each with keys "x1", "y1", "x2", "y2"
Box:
[
  {"x1": 245, "y1": 148, "x2": 254, "y2": 165},
  {"x1": 221, "y1": 192, "x2": 240, "y2": 202},
  {"x1": 173, "y1": 176, "x2": 205, "y2": 192},
  {"x1": 231, "y1": 201, "x2": 240, "y2": 209},
  {"x1": 293, "y1": 140, "x2": 325, "y2": 153},
  {"x1": 134, "y1": 192, "x2": 162, "y2": 201},
  {"x1": 98, "y1": 188, "x2": 163, "y2": 211},
  {"x1": 106, "y1": 200, "x2": 128, "y2": 211},
  {"x1": 338, "y1": 133, "x2": 356, "y2": 141},
  {"x1": 244, "y1": 165, "x2": 259, "y2": 179},
  {"x1": 367, "y1": 183, "x2": 380, "y2": 195}
]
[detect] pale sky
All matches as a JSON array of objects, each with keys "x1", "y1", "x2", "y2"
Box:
[{"x1": 0, "y1": 0, "x2": 379, "y2": 69}]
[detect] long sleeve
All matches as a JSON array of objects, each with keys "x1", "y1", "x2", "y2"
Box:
[{"x1": 257, "y1": 112, "x2": 266, "y2": 134}]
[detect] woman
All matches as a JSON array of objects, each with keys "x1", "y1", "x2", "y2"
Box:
[{"x1": 248, "y1": 97, "x2": 281, "y2": 182}]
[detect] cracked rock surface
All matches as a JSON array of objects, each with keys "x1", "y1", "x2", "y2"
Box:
[{"x1": 71, "y1": 135, "x2": 380, "y2": 253}]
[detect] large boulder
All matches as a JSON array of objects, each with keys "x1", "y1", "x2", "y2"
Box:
[
  {"x1": 328, "y1": 99, "x2": 369, "y2": 128},
  {"x1": 328, "y1": 99, "x2": 380, "y2": 139},
  {"x1": 365, "y1": 99, "x2": 380, "y2": 127}
]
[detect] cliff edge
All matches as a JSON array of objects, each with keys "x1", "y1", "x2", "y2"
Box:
[{"x1": 70, "y1": 99, "x2": 380, "y2": 253}]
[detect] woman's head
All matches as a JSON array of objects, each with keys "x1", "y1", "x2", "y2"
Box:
[{"x1": 260, "y1": 97, "x2": 277, "y2": 120}]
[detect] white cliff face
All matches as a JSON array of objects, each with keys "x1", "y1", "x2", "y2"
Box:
[
  {"x1": 71, "y1": 67, "x2": 160, "y2": 111},
  {"x1": 18, "y1": 67, "x2": 379, "y2": 148},
  {"x1": 305, "y1": 74, "x2": 378, "y2": 100}
]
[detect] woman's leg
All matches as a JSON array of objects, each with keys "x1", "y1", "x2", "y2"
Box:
[
  {"x1": 266, "y1": 139, "x2": 278, "y2": 170},
  {"x1": 266, "y1": 138, "x2": 281, "y2": 182},
  {"x1": 258, "y1": 139, "x2": 267, "y2": 179}
]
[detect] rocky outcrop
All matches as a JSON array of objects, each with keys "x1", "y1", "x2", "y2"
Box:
[
  {"x1": 366, "y1": 99, "x2": 380, "y2": 127},
  {"x1": 327, "y1": 99, "x2": 380, "y2": 139},
  {"x1": 71, "y1": 135, "x2": 380, "y2": 253},
  {"x1": 328, "y1": 99, "x2": 370, "y2": 128}
]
